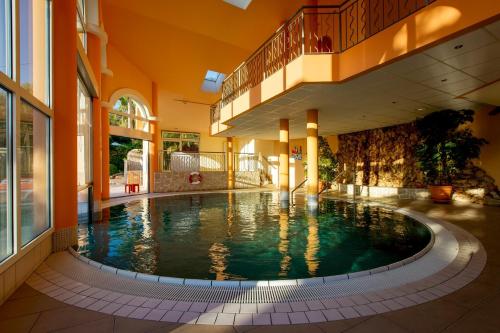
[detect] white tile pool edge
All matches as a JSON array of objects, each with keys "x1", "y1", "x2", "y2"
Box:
[{"x1": 25, "y1": 198, "x2": 486, "y2": 325}]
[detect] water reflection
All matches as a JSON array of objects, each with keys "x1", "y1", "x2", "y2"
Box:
[
  {"x1": 305, "y1": 210, "x2": 319, "y2": 276},
  {"x1": 278, "y1": 207, "x2": 291, "y2": 277},
  {"x1": 77, "y1": 193, "x2": 431, "y2": 280}
]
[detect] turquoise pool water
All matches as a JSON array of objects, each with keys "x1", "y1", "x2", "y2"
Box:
[{"x1": 77, "y1": 192, "x2": 431, "y2": 281}]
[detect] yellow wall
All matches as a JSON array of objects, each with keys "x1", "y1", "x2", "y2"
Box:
[
  {"x1": 157, "y1": 90, "x2": 227, "y2": 152},
  {"x1": 471, "y1": 107, "x2": 500, "y2": 186}
]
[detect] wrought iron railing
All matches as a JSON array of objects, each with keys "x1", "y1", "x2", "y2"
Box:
[{"x1": 210, "y1": 0, "x2": 436, "y2": 126}]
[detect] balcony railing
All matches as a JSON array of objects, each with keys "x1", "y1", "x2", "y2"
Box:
[{"x1": 210, "y1": 0, "x2": 436, "y2": 126}]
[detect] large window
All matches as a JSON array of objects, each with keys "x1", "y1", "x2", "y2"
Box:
[
  {"x1": 110, "y1": 96, "x2": 149, "y2": 132},
  {"x1": 161, "y1": 131, "x2": 200, "y2": 171},
  {"x1": 77, "y1": 78, "x2": 91, "y2": 187},
  {"x1": 77, "y1": 77, "x2": 92, "y2": 224},
  {"x1": 19, "y1": 101, "x2": 50, "y2": 246},
  {"x1": 0, "y1": 88, "x2": 10, "y2": 261},
  {"x1": 0, "y1": 0, "x2": 52, "y2": 263},
  {"x1": 0, "y1": 0, "x2": 11, "y2": 77},
  {"x1": 20, "y1": 0, "x2": 51, "y2": 105}
]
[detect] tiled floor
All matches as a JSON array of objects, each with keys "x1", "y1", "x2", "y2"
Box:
[{"x1": 1, "y1": 196, "x2": 500, "y2": 332}]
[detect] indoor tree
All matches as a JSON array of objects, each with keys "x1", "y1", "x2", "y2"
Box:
[{"x1": 415, "y1": 109, "x2": 487, "y2": 189}]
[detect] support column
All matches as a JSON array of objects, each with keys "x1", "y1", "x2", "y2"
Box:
[
  {"x1": 150, "y1": 82, "x2": 159, "y2": 193},
  {"x1": 306, "y1": 109, "x2": 319, "y2": 207},
  {"x1": 53, "y1": 0, "x2": 78, "y2": 251},
  {"x1": 227, "y1": 137, "x2": 234, "y2": 189},
  {"x1": 101, "y1": 107, "x2": 110, "y2": 200},
  {"x1": 279, "y1": 119, "x2": 289, "y2": 202},
  {"x1": 88, "y1": 33, "x2": 102, "y2": 221}
]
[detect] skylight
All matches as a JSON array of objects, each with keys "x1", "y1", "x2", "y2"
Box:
[
  {"x1": 205, "y1": 70, "x2": 222, "y2": 83},
  {"x1": 202, "y1": 70, "x2": 225, "y2": 93},
  {"x1": 223, "y1": 0, "x2": 252, "y2": 10}
]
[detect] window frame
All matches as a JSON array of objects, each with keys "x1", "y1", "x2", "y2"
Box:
[
  {"x1": 160, "y1": 130, "x2": 200, "y2": 172},
  {"x1": 0, "y1": 0, "x2": 54, "y2": 271},
  {"x1": 109, "y1": 96, "x2": 150, "y2": 132}
]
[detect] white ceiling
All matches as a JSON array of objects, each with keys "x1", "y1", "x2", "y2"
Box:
[{"x1": 218, "y1": 19, "x2": 500, "y2": 140}]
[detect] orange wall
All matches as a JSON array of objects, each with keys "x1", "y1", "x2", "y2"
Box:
[
  {"x1": 157, "y1": 90, "x2": 227, "y2": 153},
  {"x1": 102, "y1": 43, "x2": 153, "y2": 106}
]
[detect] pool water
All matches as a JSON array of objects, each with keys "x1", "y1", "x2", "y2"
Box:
[{"x1": 78, "y1": 192, "x2": 431, "y2": 281}]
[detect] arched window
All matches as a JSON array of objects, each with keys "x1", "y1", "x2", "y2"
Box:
[{"x1": 109, "y1": 96, "x2": 150, "y2": 132}]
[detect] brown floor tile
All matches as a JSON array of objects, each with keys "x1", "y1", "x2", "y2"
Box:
[
  {"x1": 236, "y1": 324, "x2": 323, "y2": 333},
  {"x1": 316, "y1": 317, "x2": 370, "y2": 332},
  {"x1": 343, "y1": 316, "x2": 409, "y2": 333},
  {"x1": 0, "y1": 313, "x2": 39, "y2": 333},
  {"x1": 8, "y1": 284, "x2": 43, "y2": 300},
  {"x1": 53, "y1": 317, "x2": 114, "y2": 333},
  {"x1": 30, "y1": 305, "x2": 108, "y2": 333},
  {"x1": 0, "y1": 294, "x2": 67, "y2": 321},
  {"x1": 440, "y1": 282, "x2": 496, "y2": 309}
]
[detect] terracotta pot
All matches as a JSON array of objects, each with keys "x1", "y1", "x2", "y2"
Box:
[{"x1": 429, "y1": 185, "x2": 453, "y2": 203}]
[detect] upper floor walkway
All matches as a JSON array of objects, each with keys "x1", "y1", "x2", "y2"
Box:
[{"x1": 210, "y1": 0, "x2": 500, "y2": 139}]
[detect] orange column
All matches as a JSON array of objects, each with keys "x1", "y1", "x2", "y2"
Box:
[
  {"x1": 306, "y1": 109, "x2": 319, "y2": 207},
  {"x1": 53, "y1": 0, "x2": 78, "y2": 251},
  {"x1": 279, "y1": 119, "x2": 289, "y2": 202},
  {"x1": 227, "y1": 137, "x2": 234, "y2": 189},
  {"x1": 101, "y1": 107, "x2": 110, "y2": 200},
  {"x1": 88, "y1": 33, "x2": 102, "y2": 220},
  {"x1": 150, "y1": 82, "x2": 159, "y2": 192}
]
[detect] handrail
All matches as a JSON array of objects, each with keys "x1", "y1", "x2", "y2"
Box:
[
  {"x1": 210, "y1": 0, "x2": 437, "y2": 115},
  {"x1": 291, "y1": 178, "x2": 308, "y2": 196}
]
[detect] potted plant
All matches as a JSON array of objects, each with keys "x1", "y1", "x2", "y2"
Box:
[
  {"x1": 415, "y1": 109, "x2": 487, "y2": 203},
  {"x1": 318, "y1": 136, "x2": 338, "y2": 191}
]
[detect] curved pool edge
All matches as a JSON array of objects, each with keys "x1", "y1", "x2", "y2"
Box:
[
  {"x1": 72, "y1": 198, "x2": 437, "y2": 288},
  {"x1": 26, "y1": 196, "x2": 487, "y2": 325}
]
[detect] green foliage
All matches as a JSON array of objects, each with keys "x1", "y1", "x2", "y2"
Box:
[
  {"x1": 318, "y1": 136, "x2": 338, "y2": 185},
  {"x1": 415, "y1": 109, "x2": 487, "y2": 185},
  {"x1": 109, "y1": 135, "x2": 143, "y2": 175}
]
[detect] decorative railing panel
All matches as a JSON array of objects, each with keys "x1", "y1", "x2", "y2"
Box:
[
  {"x1": 160, "y1": 152, "x2": 226, "y2": 172},
  {"x1": 210, "y1": 0, "x2": 437, "y2": 126},
  {"x1": 234, "y1": 153, "x2": 260, "y2": 172}
]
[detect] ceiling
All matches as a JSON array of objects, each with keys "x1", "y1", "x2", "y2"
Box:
[
  {"x1": 102, "y1": 0, "x2": 329, "y2": 103},
  {"x1": 219, "y1": 19, "x2": 500, "y2": 140}
]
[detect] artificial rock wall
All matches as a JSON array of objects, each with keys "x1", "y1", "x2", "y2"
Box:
[
  {"x1": 337, "y1": 123, "x2": 423, "y2": 188},
  {"x1": 336, "y1": 122, "x2": 500, "y2": 205}
]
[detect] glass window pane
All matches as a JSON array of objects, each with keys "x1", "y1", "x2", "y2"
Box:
[
  {"x1": 0, "y1": 0, "x2": 11, "y2": 77},
  {"x1": 181, "y1": 141, "x2": 199, "y2": 152},
  {"x1": 77, "y1": 79, "x2": 92, "y2": 186},
  {"x1": 20, "y1": 0, "x2": 51, "y2": 105},
  {"x1": 162, "y1": 131, "x2": 180, "y2": 139},
  {"x1": 20, "y1": 101, "x2": 50, "y2": 246},
  {"x1": 180, "y1": 133, "x2": 200, "y2": 141},
  {"x1": 0, "y1": 88, "x2": 11, "y2": 261}
]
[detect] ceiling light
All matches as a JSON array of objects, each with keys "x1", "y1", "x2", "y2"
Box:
[
  {"x1": 417, "y1": 108, "x2": 425, "y2": 111},
  {"x1": 223, "y1": 0, "x2": 252, "y2": 10},
  {"x1": 454, "y1": 44, "x2": 463, "y2": 50}
]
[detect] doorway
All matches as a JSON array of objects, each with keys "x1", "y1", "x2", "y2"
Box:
[{"x1": 109, "y1": 135, "x2": 149, "y2": 198}]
